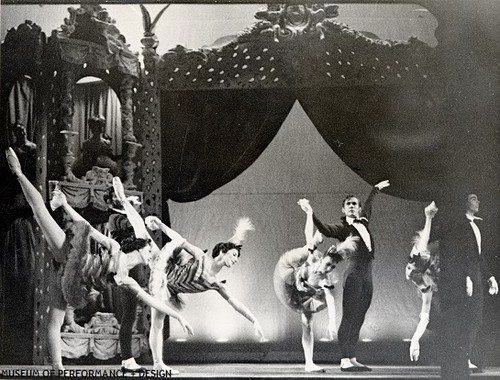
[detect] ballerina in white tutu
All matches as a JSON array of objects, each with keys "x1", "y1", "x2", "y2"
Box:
[{"x1": 273, "y1": 199, "x2": 358, "y2": 372}]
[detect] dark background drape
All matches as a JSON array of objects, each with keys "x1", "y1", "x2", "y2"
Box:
[{"x1": 161, "y1": 89, "x2": 296, "y2": 202}]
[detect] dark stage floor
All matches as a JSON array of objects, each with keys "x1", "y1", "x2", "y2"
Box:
[{"x1": 1, "y1": 364, "x2": 500, "y2": 379}]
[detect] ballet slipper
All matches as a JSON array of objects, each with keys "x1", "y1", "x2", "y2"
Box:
[
  {"x1": 52, "y1": 362, "x2": 65, "y2": 375},
  {"x1": 5, "y1": 147, "x2": 22, "y2": 176},
  {"x1": 154, "y1": 362, "x2": 180, "y2": 375},
  {"x1": 121, "y1": 357, "x2": 145, "y2": 373},
  {"x1": 305, "y1": 363, "x2": 325, "y2": 372}
]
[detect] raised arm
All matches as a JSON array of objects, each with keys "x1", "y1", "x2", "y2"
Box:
[
  {"x1": 145, "y1": 215, "x2": 205, "y2": 261},
  {"x1": 298, "y1": 198, "x2": 345, "y2": 239},
  {"x1": 217, "y1": 286, "x2": 265, "y2": 341},
  {"x1": 362, "y1": 180, "x2": 390, "y2": 219},
  {"x1": 410, "y1": 291, "x2": 432, "y2": 362},
  {"x1": 412, "y1": 201, "x2": 438, "y2": 255}
]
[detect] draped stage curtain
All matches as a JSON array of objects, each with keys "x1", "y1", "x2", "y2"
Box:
[
  {"x1": 296, "y1": 85, "x2": 448, "y2": 202},
  {"x1": 73, "y1": 79, "x2": 122, "y2": 156},
  {"x1": 7, "y1": 76, "x2": 35, "y2": 142},
  {"x1": 161, "y1": 89, "x2": 296, "y2": 202}
]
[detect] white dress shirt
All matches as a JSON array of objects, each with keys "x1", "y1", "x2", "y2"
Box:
[
  {"x1": 466, "y1": 214, "x2": 482, "y2": 254},
  {"x1": 346, "y1": 216, "x2": 372, "y2": 252}
]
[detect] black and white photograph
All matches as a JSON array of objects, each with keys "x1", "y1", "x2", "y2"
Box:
[{"x1": 0, "y1": 1, "x2": 499, "y2": 379}]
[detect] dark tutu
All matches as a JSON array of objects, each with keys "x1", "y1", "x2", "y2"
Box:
[
  {"x1": 54, "y1": 221, "x2": 94, "y2": 309},
  {"x1": 273, "y1": 247, "x2": 327, "y2": 314}
]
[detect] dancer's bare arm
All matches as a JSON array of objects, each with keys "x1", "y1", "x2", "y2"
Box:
[
  {"x1": 413, "y1": 202, "x2": 438, "y2": 254},
  {"x1": 410, "y1": 291, "x2": 432, "y2": 362},
  {"x1": 218, "y1": 286, "x2": 265, "y2": 341},
  {"x1": 146, "y1": 215, "x2": 204, "y2": 260}
]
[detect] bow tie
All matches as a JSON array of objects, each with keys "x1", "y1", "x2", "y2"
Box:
[
  {"x1": 353, "y1": 219, "x2": 363, "y2": 223},
  {"x1": 466, "y1": 215, "x2": 483, "y2": 223}
]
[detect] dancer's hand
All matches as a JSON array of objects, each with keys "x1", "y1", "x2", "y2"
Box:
[
  {"x1": 145, "y1": 215, "x2": 162, "y2": 231},
  {"x1": 177, "y1": 315, "x2": 194, "y2": 336},
  {"x1": 112, "y1": 177, "x2": 127, "y2": 203},
  {"x1": 410, "y1": 340, "x2": 420, "y2": 361},
  {"x1": 50, "y1": 186, "x2": 68, "y2": 211},
  {"x1": 466, "y1": 276, "x2": 473, "y2": 297},
  {"x1": 488, "y1": 277, "x2": 498, "y2": 295},
  {"x1": 253, "y1": 321, "x2": 266, "y2": 342},
  {"x1": 424, "y1": 201, "x2": 438, "y2": 219},
  {"x1": 298, "y1": 199, "x2": 313, "y2": 214},
  {"x1": 375, "y1": 180, "x2": 390, "y2": 190},
  {"x1": 5, "y1": 147, "x2": 22, "y2": 176}
]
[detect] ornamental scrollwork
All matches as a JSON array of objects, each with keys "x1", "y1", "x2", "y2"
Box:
[{"x1": 255, "y1": 3, "x2": 339, "y2": 42}]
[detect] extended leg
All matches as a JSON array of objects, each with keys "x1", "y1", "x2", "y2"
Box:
[{"x1": 6, "y1": 148, "x2": 65, "y2": 255}]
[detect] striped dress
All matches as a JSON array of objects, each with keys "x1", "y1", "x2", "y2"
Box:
[
  {"x1": 166, "y1": 254, "x2": 221, "y2": 296},
  {"x1": 149, "y1": 245, "x2": 221, "y2": 309}
]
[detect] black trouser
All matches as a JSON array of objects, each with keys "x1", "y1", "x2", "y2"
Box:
[
  {"x1": 438, "y1": 301, "x2": 470, "y2": 380},
  {"x1": 438, "y1": 269, "x2": 482, "y2": 380},
  {"x1": 119, "y1": 265, "x2": 144, "y2": 360},
  {"x1": 338, "y1": 257, "x2": 373, "y2": 358}
]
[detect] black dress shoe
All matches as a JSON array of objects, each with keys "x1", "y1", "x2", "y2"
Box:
[
  {"x1": 121, "y1": 366, "x2": 146, "y2": 374},
  {"x1": 358, "y1": 365, "x2": 372, "y2": 372},
  {"x1": 341, "y1": 366, "x2": 363, "y2": 372}
]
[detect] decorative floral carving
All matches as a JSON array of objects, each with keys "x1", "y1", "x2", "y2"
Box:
[
  {"x1": 84, "y1": 166, "x2": 113, "y2": 186},
  {"x1": 254, "y1": 4, "x2": 339, "y2": 42}
]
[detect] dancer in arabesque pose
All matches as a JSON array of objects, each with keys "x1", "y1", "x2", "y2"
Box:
[
  {"x1": 144, "y1": 215, "x2": 265, "y2": 374},
  {"x1": 5, "y1": 147, "x2": 193, "y2": 372}
]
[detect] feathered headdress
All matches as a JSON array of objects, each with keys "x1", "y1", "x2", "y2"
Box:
[{"x1": 228, "y1": 217, "x2": 255, "y2": 244}]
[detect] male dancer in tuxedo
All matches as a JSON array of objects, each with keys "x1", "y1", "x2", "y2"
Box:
[
  {"x1": 299, "y1": 180, "x2": 389, "y2": 372},
  {"x1": 435, "y1": 194, "x2": 498, "y2": 379}
]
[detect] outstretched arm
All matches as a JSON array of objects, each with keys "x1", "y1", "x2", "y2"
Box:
[
  {"x1": 218, "y1": 286, "x2": 265, "y2": 341},
  {"x1": 362, "y1": 180, "x2": 390, "y2": 219},
  {"x1": 298, "y1": 198, "x2": 344, "y2": 239},
  {"x1": 412, "y1": 201, "x2": 438, "y2": 255},
  {"x1": 410, "y1": 292, "x2": 432, "y2": 361},
  {"x1": 146, "y1": 215, "x2": 205, "y2": 261}
]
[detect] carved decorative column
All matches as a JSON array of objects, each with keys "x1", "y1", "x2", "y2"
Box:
[
  {"x1": 59, "y1": 130, "x2": 79, "y2": 182},
  {"x1": 120, "y1": 74, "x2": 137, "y2": 143},
  {"x1": 59, "y1": 66, "x2": 80, "y2": 181},
  {"x1": 139, "y1": 21, "x2": 162, "y2": 219},
  {"x1": 123, "y1": 141, "x2": 142, "y2": 189}
]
